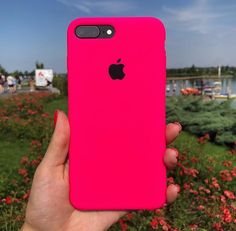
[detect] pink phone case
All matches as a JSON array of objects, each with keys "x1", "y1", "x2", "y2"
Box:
[{"x1": 68, "y1": 17, "x2": 166, "y2": 210}]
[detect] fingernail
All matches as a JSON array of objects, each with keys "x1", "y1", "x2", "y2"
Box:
[
  {"x1": 175, "y1": 184, "x2": 181, "y2": 193},
  {"x1": 171, "y1": 148, "x2": 179, "y2": 158},
  {"x1": 54, "y1": 110, "x2": 59, "y2": 128},
  {"x1": 173, "y1": 122, "x2": 182, "y2": 133}
]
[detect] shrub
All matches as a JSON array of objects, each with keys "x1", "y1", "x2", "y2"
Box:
[
  {"x1": 166, "y1": 96, "x2": 236, "y2": 146},
  {"x1": 0, "y1": 92, "x2": 57, "y2": 140},
  {"x1": 53, "y1": 75, "x2": 68, "y2": 96}
]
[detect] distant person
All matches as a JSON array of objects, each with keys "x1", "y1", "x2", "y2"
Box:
[
  {"x1": 7, "y1": 76, "x2": 15, "y2": 93},
  {"x1": 17, "y1": 76, "x2": 23, "y2": 90},
  {"x1": 172, "y1": 81, "x2": 177, "y2": 96},
  {"x1": 2, "y1": 75, "x2": 7, "y2": 89},
  {"x1": 0, "y1": 75, "x2": 4, "y2": 94},
  {"x1": 13, "y1": 76, "x2": 17, "y2": 92},
  {"x1": 29, "y1": 77, "x2": 35, "y2": 92}
]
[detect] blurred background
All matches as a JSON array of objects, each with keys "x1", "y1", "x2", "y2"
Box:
[{"x1": 0, "y1": 0, "x2": 236, "y2": 230}]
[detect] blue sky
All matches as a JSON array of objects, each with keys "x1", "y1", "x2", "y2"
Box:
[{"x1": 0, "y1": 0, "x2": 236, "y2": 73}]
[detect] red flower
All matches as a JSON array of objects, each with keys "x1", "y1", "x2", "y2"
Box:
[
  {"x1": 189, "y1": 189, "x2": 198, "y2": 195},
  {"x1": 22, "y1": 190, "x2": 30, "y2": 200},
  {"x1": 222, "y1": 160, "x2": 232, "y2": 167},
  {"x1": 41, "y1": 113, "x2": 49, "y2": 118},
  {"x1": 189, "y1": 224, "x2": 198, "y2": 230},
  {"x1": 155, "y1": 209, "x2": 161, "y2": 214},
  {"x1": 220, "y1": 170, "x2": 233, "y2": 182},
  {"x1": 31, "y1": 140, "x2": 42, "y2": 147},
  {"x1": 228, "y1": 149, "x2": 236, "y2": 155},
  {"x1": 13, "y1": 198, "x2": 21, "y2": 203},
  {"x1": 5, "y1": 196, "x2": 12, "y2": 205},
  {"x1": 186, "y1": 167, "x2": 199, "y2": 177},
  {"x1": 125, "y1": 213, "x2": 133, "y2": 220},
  {"x1": 221, "y1": 206, "x2": 233, "y2": 223},
  {"x1": 27, "y1": 109, "x2": 37, "y2": 115},
  {"x1": 119, "y1": 219, "x2": 128, "y2": 231},
  {"x1": 198, "y1": 186, "x2": 204, "y2": 191},
  {"x1": 167, "y1": 177, "x2": 174, "y2": 184},
  {"x1": 213, "y1": 223, "x2": 223, "y2": 231},
  {"x1": 197, "y1": 205, "x2": 205, "y2": 211},
  {"x1": 162, "y1": 225, "x2": 169, "y2": 231},
  {"x1": 158, "y1": 218, "x2": 170, "y2": 230},
  {"x1": 30, "y1": 159, "x2": 40, "y2": 167},
  {"x1": 23, "y1": 177, "x2": 30, "y2": 183},
  {"x1": 184, "y1": 183, "x2": 191, "y2": 190},
  {"x1": 18, "y1": 168, "x2": 28, "y2": 177},
  {"x1": 224, "y1": 190, "x2": 236, "y2": 199},
  {"x1": 220, "y1": 195, "x2": 227, "y2": 204},
  {"x1": 231, "y1": 167, "x2": 236, "y2": 177},
  {"x1": 210, "y1": 195, "x2": 217, "y2": 201},
  {"x1": 20, "y1": 156, "x2": 29, "y2": 165},
  {"x1": 190, "y1": 157, "x2": 199, "y2": 163},
  {"x1": 150, "y1": 217, "x2": 158, "y2": 229},
  {"x1": 211, "y1": 177, "x2": 220, "y2": 189}
]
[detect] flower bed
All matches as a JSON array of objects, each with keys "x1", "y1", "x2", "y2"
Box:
[{"x1": 0, "y1": 94, "x2": 235, "y2": 230}]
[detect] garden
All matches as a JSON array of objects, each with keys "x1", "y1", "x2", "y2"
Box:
[{"x1": 0, "y1": 93, "x2": 236, "y2": 230}]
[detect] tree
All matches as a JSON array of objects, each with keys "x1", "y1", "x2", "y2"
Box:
[
  {"x1": 35, "y1": 61, "x2": 44, "y2": 69},
  {"x1": 24, "y1": 71, "x2": 29, "y2": 77},
  {"x1": 166, "y1": 96, "x2": 236, "y2": 146},
  {"x1": 189, "y1": 64, "x2": 196, "y2": 74},
  {"x1": 12, "y1": 70, "x2": 23, "y2": 77},
  {"x1": 0, "y1": 64, "x2": 7, "y2": 76}
]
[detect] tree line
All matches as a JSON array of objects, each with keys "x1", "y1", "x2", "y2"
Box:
[
  {"x1": 1, "y1": 63, "x2": 236, "y2": 78},
  {"x1": 0, "y1": 62, "x2": 45, "y2": 77},
  {"x1": 167, "y1": 65, "x2": 236, "y2": 77}
]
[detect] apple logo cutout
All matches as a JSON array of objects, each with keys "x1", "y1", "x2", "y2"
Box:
[{"x1": 109, "y1": 59, "x2": 125, "y2": 80}]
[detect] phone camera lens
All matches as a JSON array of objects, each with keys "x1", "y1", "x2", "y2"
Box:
[{"x1": 76, "y1": 26, "x2": 100, "y2": 38}]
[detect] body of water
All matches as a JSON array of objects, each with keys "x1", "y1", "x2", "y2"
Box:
[{"x1": 167, "y1": 77, "x2": 236, "y2": 108}]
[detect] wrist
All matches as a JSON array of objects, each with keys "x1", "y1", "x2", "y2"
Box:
[{"x1": 21, "y1": 223, "x2": 37, "y2": 231}]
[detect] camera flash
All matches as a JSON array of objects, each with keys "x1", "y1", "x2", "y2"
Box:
[{"x1": 107, "y1": 29, "x2": 112, "y2": 35}]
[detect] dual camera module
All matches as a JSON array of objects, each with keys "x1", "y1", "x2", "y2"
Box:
[{"x1": 75, "y1": 25, "x2": 115, "y2": 39}]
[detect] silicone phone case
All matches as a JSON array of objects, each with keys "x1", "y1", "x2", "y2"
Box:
[{"x1": 68, "y1": 17, "x2": 166, "y2": 210}]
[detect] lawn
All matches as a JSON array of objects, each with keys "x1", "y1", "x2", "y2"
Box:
[
  {"x1": 0, "y1": 93, "x2": 235, "y2": 230},
  {"x1": 0, "y1": 95, "x2": 68, "y2": 178},
  {"x1": 0, "y1": 139, "x2": 29, "y2": 177},
  {"x1": 172, "y1": 131, "x2": 232, "y2": 173},
  {"x1": 43, "y1": 95, "x2": 68, "y2": 114}
]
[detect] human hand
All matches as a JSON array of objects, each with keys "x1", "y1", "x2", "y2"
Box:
[{"x1": 21, "y1": 110, "x2": 181, "y2": 231}]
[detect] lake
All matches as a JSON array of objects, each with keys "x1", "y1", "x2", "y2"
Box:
[{"x1": 166, "y1": 77, "x2": 236, "y2": 108}]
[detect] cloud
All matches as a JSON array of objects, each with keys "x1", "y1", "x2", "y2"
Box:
[
  {"x1": 75, "y1": 2, "x2": 91, "y2": 13},
  {"x1": 57, "y1": 0, "x2": 136, "y2": 14},
  {"x1": 163, "y1": 0, "x2": 229, "y2": 34}
]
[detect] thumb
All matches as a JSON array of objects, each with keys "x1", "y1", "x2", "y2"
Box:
[{"x1": 42, "y1": 110, "x2": 70, "y2": 167}]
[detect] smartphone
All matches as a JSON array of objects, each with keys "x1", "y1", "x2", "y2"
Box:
[{"x1": 67, "y1": 17, "x2": 166, "y2": 210}]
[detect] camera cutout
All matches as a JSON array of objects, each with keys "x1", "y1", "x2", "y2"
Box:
[{"x1": 75, "y1": 25, "x2": 115, "y2": 39}]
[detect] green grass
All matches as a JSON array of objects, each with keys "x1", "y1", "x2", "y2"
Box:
[
  {"x1": 44, "y1": 96, "x2": 68, "y2": 114},
  {"x1": 0, "y1": 139, "x2": 29, "y2": 177},
  {"x1": 172, "y1": 131, "x2": 234, "y2": 172},
  {"x1": 1, "y1": 95, "x2": 234, "y2": 180},
  {"x1": 1, "y1": 95, "x2": 236, "y2": 230},
  {"x1": 0, "y1": 96, "x2": 68, "y2": 178},
  {"x1": 171, "y1": 131, "x2": 236, "y2": 196}
]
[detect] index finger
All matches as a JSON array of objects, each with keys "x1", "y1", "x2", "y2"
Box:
[{"x1": 166, "y1": 122, "x2": 182, "y2": 145}]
